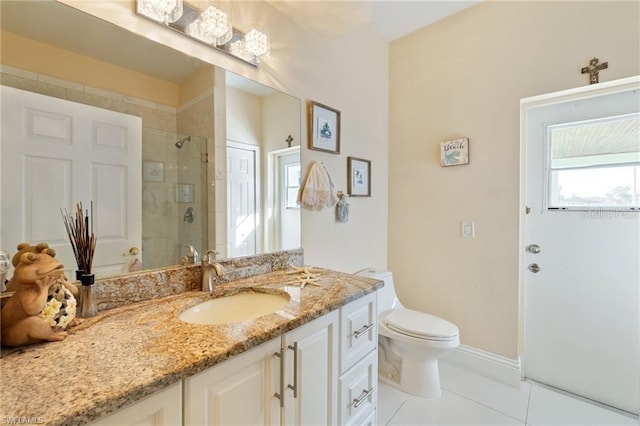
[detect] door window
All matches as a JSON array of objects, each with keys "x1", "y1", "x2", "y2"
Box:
[{"x1": 547, "y1": 112, "x2": 640, "y2": 210}]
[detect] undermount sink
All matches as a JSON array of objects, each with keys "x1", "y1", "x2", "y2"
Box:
[{"x1": 179, "y1": 290, "x2": 291, "y2": 325}]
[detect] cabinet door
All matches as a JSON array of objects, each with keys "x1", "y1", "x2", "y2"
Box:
[
  {"x1": 284, "y1": 310, "x2": 339, "y2": 426},
  {"x1": 90, "y1": 382, "x2": 181, "y2": 426},
  {"x1": 184, "y1": 338, "x2": 281, "y2": 426}
]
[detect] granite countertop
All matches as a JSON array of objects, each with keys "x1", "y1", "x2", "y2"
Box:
[{"x1": 0, "y1": 268, "x2": 382, "y2": 426}]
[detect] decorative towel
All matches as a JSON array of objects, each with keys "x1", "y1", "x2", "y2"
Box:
[{"x1": 298, "y1": 162, "x2": 338, "y2": 211}]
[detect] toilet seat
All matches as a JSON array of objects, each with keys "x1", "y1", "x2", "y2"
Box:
[{"x1": 382, "y1": 309, "x2": 459, "y2": 342}]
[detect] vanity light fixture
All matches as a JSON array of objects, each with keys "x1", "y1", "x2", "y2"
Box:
[{"x1": 136, "y1": 0, "x2": 270, "y2": 67}]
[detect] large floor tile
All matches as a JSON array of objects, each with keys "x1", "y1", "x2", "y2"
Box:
[
  {"x1": 378, "y1": 381, "x2": 409, "y2": 425},
  {"x1": 527, "y1": 384, "x2": 638, "y2": 426},
  {"x1": 439, "y1": 362, "x2": 532, "y2": 422},
  {"x1": 387, "y1": 389, "x2": 524, "y2": 426}
]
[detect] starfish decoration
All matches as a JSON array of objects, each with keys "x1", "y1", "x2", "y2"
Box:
[{"x1": 285, "y1": 265, "x2": 323, "y2": 288}]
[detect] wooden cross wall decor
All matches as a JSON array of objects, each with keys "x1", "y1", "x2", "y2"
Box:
[{"x1": 581, "y1": 57, "x2": 608, "y2": 84}]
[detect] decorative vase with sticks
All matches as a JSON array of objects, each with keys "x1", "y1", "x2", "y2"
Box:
[{"x1": 61, "y1": 202, "x2": 97, "y2": 318}]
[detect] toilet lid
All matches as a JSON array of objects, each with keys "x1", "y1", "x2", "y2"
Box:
[{"x1": 383, "y1": 309, "x2": 459, "y2": 341}]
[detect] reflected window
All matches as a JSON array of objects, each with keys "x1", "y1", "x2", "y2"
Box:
[
  {"x1": 285, "y1": 163, "x2": 301, "y2": 209},
  {"x1": 547, "y1": 113, "x2": 640, "y2": 210}
]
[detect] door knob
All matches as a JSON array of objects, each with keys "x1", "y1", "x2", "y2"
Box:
[
  {"x1": 528, "y1": 263, "x2": 541, "y2": 273},
  {"x1": 527, "y1": 244, "x2": 541, "y2": 254}
]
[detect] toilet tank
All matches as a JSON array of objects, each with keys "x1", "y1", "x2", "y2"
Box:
[{"x1": 355, "y1": 268, "x2": 400, "y2": 312}]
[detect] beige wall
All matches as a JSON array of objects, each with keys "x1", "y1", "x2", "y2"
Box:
[
  {"x1": 1, "y1": 31, "x2": 180, "y2": 106},
  {"x1": 388, "y1": 1, "x2": 640, "y2": 359},
  {"x1": 66, "y1": 1, "x2": 389, "y2": 273}
]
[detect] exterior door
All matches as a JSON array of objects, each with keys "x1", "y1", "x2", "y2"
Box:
[
  {"x1": 523, "y1": 79, "x2": 639, "y2": 414},
  {"x1": 1, "y1": 86, "x2": 142, "y2": 278},
  {"x1": 227, "y1": 143, "x2": 258, "y2": 257}
]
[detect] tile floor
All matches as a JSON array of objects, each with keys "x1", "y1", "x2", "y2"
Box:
[{"x1": 378, "y1": 362, "x2": 639, "y2": 426}]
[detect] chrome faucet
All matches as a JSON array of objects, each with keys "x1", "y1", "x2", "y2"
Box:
[
  {"x1": 181, "y1": 244, "x2": 199, "y2": 265},
  {"x1": 201, "y1": 250, "x2": 224, "y2": 292}
]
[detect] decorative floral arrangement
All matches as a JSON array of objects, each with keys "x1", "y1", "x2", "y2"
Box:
[{"x1": 39, "y1": 279, "x2": 77, "y2": 329}]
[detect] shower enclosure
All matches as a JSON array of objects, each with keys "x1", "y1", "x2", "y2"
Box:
[{"x1": 141, "y1": 132, "x2": 208, "y2": 270}]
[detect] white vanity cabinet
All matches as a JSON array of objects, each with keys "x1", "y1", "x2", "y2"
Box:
[
  {"x1": 338, "y1": 292, "x2": 378, "y2": 425},
  {"x1": 89, "y1": 381, "x2": 182, "y2": 426},
  {"x1": 184, "y1": 338, "x2": 281, "y2": 425},
  {"x1": 92, "y1": 293, "x2": 377, "y2": 426}
]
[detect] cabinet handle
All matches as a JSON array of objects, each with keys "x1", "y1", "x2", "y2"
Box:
[
  {"x1": 287, "y1": 342, "x2": 298, "y2": 398},
  {"x1": 353, "y1": 323, "x2": 374, "y2": 339},
  {"x1": 273, "y1": 348, "x2": 285, "y2": 408},
  {"x1": 353, "y1": 387, "x2": 375, "y2": 408}
]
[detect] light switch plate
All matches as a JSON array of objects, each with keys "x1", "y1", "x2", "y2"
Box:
[{"x1": 462, "y1": 221, "x2": 475, "y2": 239}]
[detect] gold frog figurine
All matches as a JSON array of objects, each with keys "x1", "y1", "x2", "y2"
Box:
[{"x1": 1, "y1": 243, "x2": 80, "y2": 347}]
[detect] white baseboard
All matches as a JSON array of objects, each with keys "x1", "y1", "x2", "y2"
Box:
[{"x1": 442, "y1": 344, "x2": 522, "y2": 388}]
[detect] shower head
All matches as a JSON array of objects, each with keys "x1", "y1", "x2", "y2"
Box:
[{"x1": 175, "y1": 136, "x2": 191, "y2": 149}]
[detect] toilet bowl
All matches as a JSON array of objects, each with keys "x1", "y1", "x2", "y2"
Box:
[{"x1": 357, "y1": 268, "x2": 459, "y2": 398}]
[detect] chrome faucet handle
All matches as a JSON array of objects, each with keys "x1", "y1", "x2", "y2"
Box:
[
  {"x1": 202, "y1": 251, "x2": 223, "y2": 277},
  {"x1": 202, "y1": 250, "x2": 220, "y2": 263}
]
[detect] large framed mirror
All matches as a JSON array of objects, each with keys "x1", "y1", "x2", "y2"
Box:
[{"x1": 0, "y1": 0, "x2": 301, "y2": 286}]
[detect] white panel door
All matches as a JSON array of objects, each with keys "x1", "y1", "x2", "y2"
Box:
[
  {"x1": 1, "y1": 86, "x2": 142, "y2": 278},
  {"x1": 523, "y1": 81, "x2": 639, "y2": 414},
  {"x1": 227, "y1": 144, "x2": 258, "y2": 258}
]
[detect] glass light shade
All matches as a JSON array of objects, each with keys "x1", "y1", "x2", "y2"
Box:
[
  {"x1": 137, "y1": 0, "x2": 183, "y2": 24},
  {"x1": 228, "y1": 40, "x2": 254, "y2": 63},
  {"x1": 244, "y1": 28, "x2": 270, "y2": 57},
  {"x1": 186, "y1": 5, "x2": 233, "y2": 46}
]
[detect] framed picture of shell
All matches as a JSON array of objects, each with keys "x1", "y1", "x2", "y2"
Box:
[{"x1": 308, "y1": 101, "x2": 340, "y2": 154}]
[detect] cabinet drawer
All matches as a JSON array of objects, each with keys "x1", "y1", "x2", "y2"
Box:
[
  {"x1": 340, "y1": 292, "x2": 377, "y2": 373},
  {"x1": 338, "y1": 350, "x2": 377, "y2": 426}
]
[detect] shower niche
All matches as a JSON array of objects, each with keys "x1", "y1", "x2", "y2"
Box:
[{"x1": 142, "y1": 133, "x2": 208, "y2": 270}]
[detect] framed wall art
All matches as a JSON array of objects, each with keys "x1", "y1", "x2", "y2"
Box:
[
  {"x1": 308, "y1": 100, "x2": 340, "y2": 154},
  {"x1": 347, "y1": 157, "x2": 371, "y2": 197},
  {"x1": 440, "y1": 137, "x2": 469, "y2": 167}
]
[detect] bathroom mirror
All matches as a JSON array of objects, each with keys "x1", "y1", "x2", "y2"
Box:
[{"x1": 0, "y1": 0, "x2": 301, "y2": 283}]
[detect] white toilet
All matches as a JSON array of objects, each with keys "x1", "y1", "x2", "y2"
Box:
[{"x1": 357, "y1": 268, "x2": 459, "y2": 399}]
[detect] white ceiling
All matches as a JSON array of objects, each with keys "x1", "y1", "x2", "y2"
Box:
[
  {"x1": 266, "y1": 1, "x2": 481, "y2": 41},
  {"x1": 1, "y1": 0, "x2": 480, "y2": 89}
]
